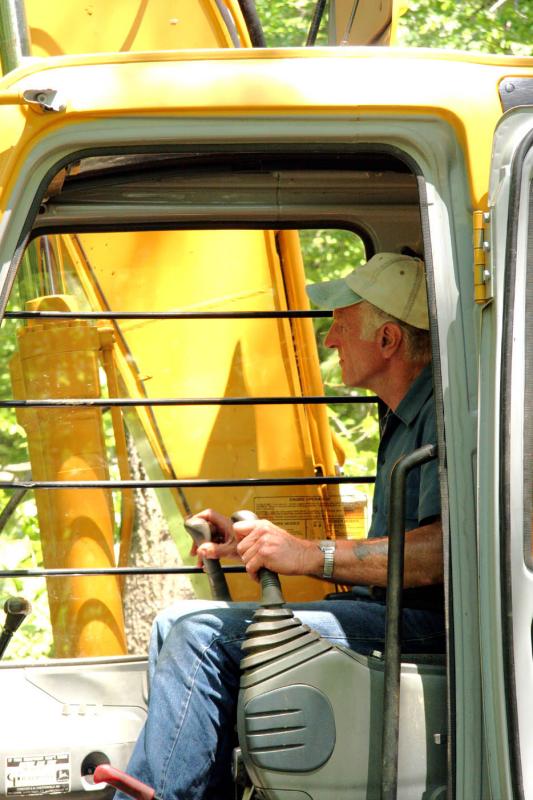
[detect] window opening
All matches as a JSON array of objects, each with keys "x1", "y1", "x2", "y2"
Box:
[{"x1": 0, "y1": 226, "x2": 380, "y2": 660}]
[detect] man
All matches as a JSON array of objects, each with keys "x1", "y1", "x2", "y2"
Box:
[{"x1": 118, "y1": 252, "x2": 444, "y2": 800}]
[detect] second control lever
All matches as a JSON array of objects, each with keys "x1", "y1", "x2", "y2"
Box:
[
  {"x1": 184, "y1": 517, "x2": 232, "y2": 601},
  {"x1": 231, "y1": 510, "x2": 285, "y2": 607}
]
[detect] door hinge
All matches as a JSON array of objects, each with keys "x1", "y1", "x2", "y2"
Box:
[
  {"x1": 0, "y1": 88, "x2": 66, "y2": 112},
  {"x1": 473, "y1": 209, "x2": 492, "y2": 304},
  {"x1": 22, "y1": 89, "x2": 66, "y2": 113}
]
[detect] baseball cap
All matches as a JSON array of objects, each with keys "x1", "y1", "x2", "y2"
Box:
[{"x1": 306, "y1": 252, "x2": 429, "y2": 330}]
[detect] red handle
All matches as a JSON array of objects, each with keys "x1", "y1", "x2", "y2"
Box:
[{"x1": 93, "y1": 765, "x2": 156, "y2": 800}]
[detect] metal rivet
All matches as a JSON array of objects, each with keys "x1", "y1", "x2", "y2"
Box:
[{"x1": 505, "y1": 82, "x2": 515, "y2": 93}]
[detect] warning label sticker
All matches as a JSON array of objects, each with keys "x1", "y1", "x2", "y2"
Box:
[
  {"x1": 5, "y1": 754, "x2": 70, "y2": 796},
  {"x1": 254, "y1": 494, "x2": 366, "y2": 539}
]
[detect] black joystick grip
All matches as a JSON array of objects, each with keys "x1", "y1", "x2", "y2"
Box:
[
  {"x1": 3, "y1": 597, "x2": 31, "y2": 632},
  {"x1": 184, "y1": 518, "x2": 232, "y2": 602},
  {"x1": 0, "y1": 597, "x2": 32, "y2": 660},
  {"x1": 231, "y1": 510, "x2": 285, "y2": 607}
]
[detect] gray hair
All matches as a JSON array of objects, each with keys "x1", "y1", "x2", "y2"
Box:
[{"x1": 360, "y1": 302, "x2": 431, "y2": 363}]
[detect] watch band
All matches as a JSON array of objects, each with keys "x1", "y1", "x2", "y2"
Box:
[{"x1": 318, "y1": 539, "x2": 336, "y2": 579}]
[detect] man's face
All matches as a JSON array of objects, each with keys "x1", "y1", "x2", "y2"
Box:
[{"x1": 324, "y1": 302, "x2": 382, "y2": 389}]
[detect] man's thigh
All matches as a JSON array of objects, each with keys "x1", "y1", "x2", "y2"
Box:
[
  {"x1": 299, "y1": 599, "x2": 445, "y2": 655},
  {"x1": 151, "y1": 598, "x2": 445, "y2": 667}
]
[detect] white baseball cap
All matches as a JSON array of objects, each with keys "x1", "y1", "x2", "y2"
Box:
[{"x1": 306, "y1": 252, "x2": 429, "y2": 331}]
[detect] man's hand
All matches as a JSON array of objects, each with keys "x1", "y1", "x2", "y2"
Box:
[
  {"x1": 234, "y1": 518, "x2": 320, "y2": 582},
  {"x1": 192, "y1": 509, "x2": 240, "y2": 563}
]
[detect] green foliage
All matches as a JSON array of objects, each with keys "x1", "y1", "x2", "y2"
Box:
[
  {"x1": 299, "y1": 229, "x2": 379, "y2": 482},
  {"x1": 0, "y1": 277, "x2": 53, "y2": 659},
  {"x1": 0, "y1": 520, "x2": 53, "y2": 660},
  {"x1": 255, "y1": 0, "x2": 532, "y2": 54},
  {"x1": 254, "y1": 0, "x2": 328, "y2": 46},
  {"x1": 397, "y1": 1, "x2": 533, "y2": 55}
]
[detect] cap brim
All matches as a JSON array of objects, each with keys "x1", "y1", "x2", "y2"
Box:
[{"x1": 306, "y1": 278, "x2": 363, "y2": 310}]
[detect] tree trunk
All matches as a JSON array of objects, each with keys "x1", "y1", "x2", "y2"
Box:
[{"x1": 122, "y1": 441, "x2": 195, "y2": 655}]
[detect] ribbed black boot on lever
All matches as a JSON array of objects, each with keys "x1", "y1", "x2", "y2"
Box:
[{"x1": 231, "y1": 510, "x2": 323, "y2": 679}]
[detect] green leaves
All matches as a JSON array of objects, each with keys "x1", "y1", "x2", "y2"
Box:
[
  {"x1": 395, "y1": 0, "x2": 531, "y2": 55},
  {"x1": 255, "y1": 0, "x2": 329, "y2": 47},
  {"x1": 299, "y1": 229, "x2": 379, "y2": 486},
  {"x1": 255, "y1": 0, "x2": 532, "y2": 54}
]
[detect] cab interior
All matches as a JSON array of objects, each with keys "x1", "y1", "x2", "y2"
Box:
[{"x1": 0, "y1": 146, "x2": 448, "y2": 799}]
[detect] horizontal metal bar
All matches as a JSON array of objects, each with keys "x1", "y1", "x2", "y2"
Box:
[
  {"x1": 3, "y1": 309, "x2": 332, "y2": 320},
  {"x1": 0, "y1": 395, "x2": 378, "y2": 409},
  {"x1": 0, "y1": 476, "x2": 375, "y2": 490},
  {"x1": 0, "y1": 565, "x2": 247, "y2": 579}
]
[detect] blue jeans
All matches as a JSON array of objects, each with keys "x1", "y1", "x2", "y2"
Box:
[{"x1": 119, "y1": 598, "x2": 444, "y2": 800}]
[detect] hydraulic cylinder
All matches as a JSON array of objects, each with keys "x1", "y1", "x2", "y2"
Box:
[{"x1": 9, "y1": 294, "x2": 127, "y2": 657}]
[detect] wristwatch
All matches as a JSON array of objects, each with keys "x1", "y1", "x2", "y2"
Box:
[{"x1": 318, "y1": 539, "x2": 336, "y2": 579}]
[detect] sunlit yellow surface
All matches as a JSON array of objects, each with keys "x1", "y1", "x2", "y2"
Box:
[
  {"x1": 0, "y1": 31, "x2": 532, "y2": 651},
  {"x1": 60, "y1": 229, "x2": 340, "y2": 602},
  {"x1": 10, "y1": 295, "x2": 127, "y2": 657},
  {"x1": 22, "y1": 0, "x2": 250, "y2": 58},
  {"x1": 0, "y1": 49, "x2": 532, "y2": 208}
]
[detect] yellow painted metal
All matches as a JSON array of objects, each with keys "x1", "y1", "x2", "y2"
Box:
[
  {"x1": 1, "y1": 51, "x2": 532, "y2": 210},
  {"x1": 0, "y1": 11, "x2": 531, "y2": 632},
  {"x1": 58, "y1": 229, "x2": 337, "y2": 602},
  {"x1": 473, "y1": 209, "x2": 491, "y2": 304},
  {"x1": 330, "y1": 0, "x2": 407, "y2": 45},
  {"x1": 22, "y1": 0, "x2": 251, "y2": 60},
  {"x1": 6, "y1": 0, "x2": 340, "y2": 611},
  {"x1": 9, "y1": 294, "x2": 127, "y2": 657},
  {"x1": 99, "y1": 323, "x2": 135, "y2": 581}
]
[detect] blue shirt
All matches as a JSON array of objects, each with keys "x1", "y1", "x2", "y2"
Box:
[{"x1": 368, "y1": 364, "x2": 440, "y2": 538}]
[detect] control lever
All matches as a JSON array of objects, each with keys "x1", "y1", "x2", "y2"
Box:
[
  {"x1": 93, "y1": 764, "x2": 159, "y2": 800},
  {"x1": 0, "y1": 597, "x2": 31, "y2": 660},
  {"x1": 184, "y1": 517, "x2": 232, "y2": 601},
  {"x1": 231, "y1": 510, "x2": 285, "y2": 607}
]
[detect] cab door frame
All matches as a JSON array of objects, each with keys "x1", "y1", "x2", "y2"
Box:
[
  {"x1": 479, "y1": 105, "x2": 533, "y2": 800},
  {"x1": 0, "y1": 105, "x2": 482, "y2": 797}
]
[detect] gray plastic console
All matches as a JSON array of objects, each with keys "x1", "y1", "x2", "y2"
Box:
[
  {"x1": 237, "y1": 606, "x2": 446, "y2": 799},
  {"x1": 0, "y1": 658, "x2": 147, "y2": 800}
]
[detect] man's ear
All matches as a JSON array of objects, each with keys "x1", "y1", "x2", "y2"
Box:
[{"x1": 379, "y1": 322, "x2": 403, "y2": 359}]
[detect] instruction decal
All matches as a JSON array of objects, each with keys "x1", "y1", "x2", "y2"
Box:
[
  {"x1": 254, "y1": 494, "x2": 367, "y2": 539},
  {"x1": 5, "y1": 754, "x2": 70, "y2": 795}
]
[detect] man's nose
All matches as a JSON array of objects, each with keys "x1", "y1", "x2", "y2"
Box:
[{"x1": 324, "y1": 325, "x2": 337, "y2": 348}]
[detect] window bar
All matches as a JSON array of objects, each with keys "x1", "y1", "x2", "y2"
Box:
[
  {"x1": 1, "y1": 305, "x2": 376, "y2": 578},
  {"x1": 0, "y1": 475, "x2": 375, "y2": 490},
  {"x1": 4, "y1": 310, "x2": 332, "y2": 320},
  {"x1": 0, "y1": 396, "x2": 378, "y2": 408},
  {"x1": 1, "y1": 565, "x2": 248, "y2": 579}
]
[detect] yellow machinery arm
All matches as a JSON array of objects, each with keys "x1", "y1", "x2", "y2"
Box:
[
  {"x1": 3, "y1": 1, "x2": 357, "y2": 657},
  {"x1": 10, "y1": 294, "x2": 127, "y2": 656}
]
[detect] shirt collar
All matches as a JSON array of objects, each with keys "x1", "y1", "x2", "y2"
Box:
[{"x1": 392, "y1": 363, "x2": 433, "y2": 426}]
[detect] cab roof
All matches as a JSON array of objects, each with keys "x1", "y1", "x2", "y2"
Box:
[{"x1": 0, "y1": 47, "x2": 531, "y2": 206}]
